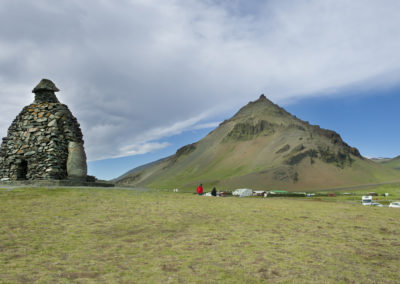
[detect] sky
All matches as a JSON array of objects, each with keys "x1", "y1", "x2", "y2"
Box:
[{"x1": 0, "y1": 0, "x2": 399, "y2": 180}]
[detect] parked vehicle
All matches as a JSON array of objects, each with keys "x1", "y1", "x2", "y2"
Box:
[
  {"x1": 371, "y1": 202, "x2": 383, "y2": 207},
  {"x1": 362, "y1": 196, "x2": 373, "y2": 206},
  {"x1": 389, "y1": 202, "x2": 400, "y2": 208}
]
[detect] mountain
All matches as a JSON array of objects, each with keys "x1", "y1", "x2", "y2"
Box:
[{"x1": 116, "y1": 95, "x2": 400, "y2": 190}]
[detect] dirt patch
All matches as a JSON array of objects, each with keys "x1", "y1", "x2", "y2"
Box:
[
  {"x1": 161, "y1": 263, "x2": 180, "y2": 272},
  {"x1": 60, "y1": 271, "x2": 100, "y2": 280}
]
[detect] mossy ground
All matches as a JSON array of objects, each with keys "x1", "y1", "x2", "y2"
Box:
[{"x1": 1, "y1": 187, "x2": 399, "y2": 283}]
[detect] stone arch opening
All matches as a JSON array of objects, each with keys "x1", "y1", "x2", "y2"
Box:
[{"x1": 17, "y1": 160, "x2": 28, "y2": 180}]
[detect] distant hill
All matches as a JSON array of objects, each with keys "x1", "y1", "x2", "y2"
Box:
[
  {"x1": 117, "y1": 95, "x2": 400, "y2": 190},
  {"x1": 373, "y1": 156, "x2": 400, "y2": 171},
  {"x1": 114, "y1": 157, "x2": 168, "y2": 182}
]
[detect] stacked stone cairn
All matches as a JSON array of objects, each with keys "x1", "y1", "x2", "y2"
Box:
[{"x1": 0, "y1": 79, "x2": 87, "y2": 181}]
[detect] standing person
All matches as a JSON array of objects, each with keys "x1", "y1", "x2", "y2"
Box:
[
  {"x1": 211, "y1": 187, "x2": 217, "y2": 196},
  {"x1": 196, "y1": 184, "x2": 203, "y2": 195}
]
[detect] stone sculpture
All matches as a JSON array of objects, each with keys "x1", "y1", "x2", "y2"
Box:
[
  {"x1": 67, "y1": 141, "x2": 87, "y2": 179},
  {"x1": 0, "y1": 79, "x2": 87, "y2": 180}
]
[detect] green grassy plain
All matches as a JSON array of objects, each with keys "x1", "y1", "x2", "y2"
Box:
[{"x1": 1, "y1": 187, "x2": 400, "y2": 283}]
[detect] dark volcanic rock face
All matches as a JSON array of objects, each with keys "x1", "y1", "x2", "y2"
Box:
[
  {"x1": 0, "y1": 79, "x2": 86, "y2": 180},
  {"x1": 176, "y1": 143, "x2": 197, "y2": 157},
  {"x1": 310, "y1": 125, "x2": 361, "y2": 157},
  {"x1": 224, "y1": 120, "x2": 276, "y2": 141}
]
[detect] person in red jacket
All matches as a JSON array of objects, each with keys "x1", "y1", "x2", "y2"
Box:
[{"x1": 196, "y1": 184, "x2": 203, "y2": 195}]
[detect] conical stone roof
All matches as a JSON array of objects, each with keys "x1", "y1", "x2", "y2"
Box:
[
  {"x1": 32, "y1": 79, "x2": 60, "y2": 93},
  {"x1": 32, "y1": 79, "x2": 60, "y2": 104}
]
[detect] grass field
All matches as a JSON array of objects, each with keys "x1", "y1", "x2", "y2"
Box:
[{"x1": 1, "y1": 187, "x2": 400, "y2": 283}]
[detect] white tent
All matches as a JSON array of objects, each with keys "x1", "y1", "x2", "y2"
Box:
[{"x1": 232, "y1": 188, "x2": 253, "y2": 197}]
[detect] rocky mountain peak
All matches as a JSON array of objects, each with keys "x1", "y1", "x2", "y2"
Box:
[
  {"x1": 253, "y1": 93, "x2": 274, "y2": 105},
  {"x1": 231, "y1": 94, "x2": 293, "y2": 124}
]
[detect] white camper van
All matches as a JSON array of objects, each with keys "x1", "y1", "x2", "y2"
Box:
[{"x1": 362, "y1": 196, "x2": 373, "y2": 206}]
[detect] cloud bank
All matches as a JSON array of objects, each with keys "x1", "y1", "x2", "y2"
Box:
[{"x1": 0, "y1": 0, "x2": 399, "y2": 160}]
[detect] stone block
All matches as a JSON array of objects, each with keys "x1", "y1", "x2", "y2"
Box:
[{"x1": 67, "y1": 142, "x2": 87, "y2": 179}]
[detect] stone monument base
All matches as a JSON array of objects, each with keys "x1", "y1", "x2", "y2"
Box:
[{"x1": 0, "y1": 179, "x2": 114, "y2": 187}]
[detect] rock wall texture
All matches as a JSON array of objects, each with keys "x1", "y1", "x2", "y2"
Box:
[{"x1": 0, "y1": 79, "x2": 87, "y2": 180}]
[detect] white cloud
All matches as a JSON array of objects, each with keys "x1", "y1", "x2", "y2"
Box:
[
  {"x1": 106, "y1": 141, "x2": 171, "y2": 160},
  {"x1": 191, "y1": 122, "x2": 221, "y2": 130},
  {"x1": 0, "y1": 0, "x2": 399, "y2": 160}
]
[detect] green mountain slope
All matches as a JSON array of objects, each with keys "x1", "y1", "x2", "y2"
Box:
[
  {"x1": 117, "y1": 95, "x2": 400, "y2": 190},
  {"x1": 374, "y1": 156, "x2": 400, "y2": 171}
]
